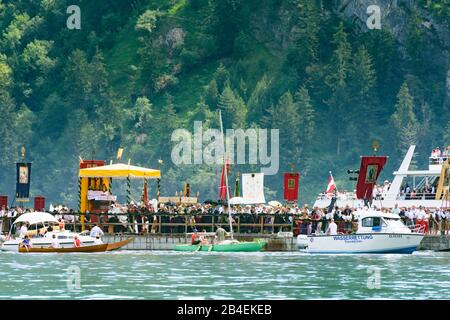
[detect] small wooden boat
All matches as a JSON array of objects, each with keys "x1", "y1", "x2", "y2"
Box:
[
  {"x1": 18, "y1": 238, "x2": 133, "y2": 253},
  {"x1": 174, "y1": 240, "x2": 266, "y2": 252}
]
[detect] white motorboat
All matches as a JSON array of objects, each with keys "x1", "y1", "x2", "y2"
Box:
[
  {"x1": 296, "y1": 210, "x2": 424, "y2": 254},
  {"x1": 1, "y1": 212, "x2": 99, "y2": 252}
]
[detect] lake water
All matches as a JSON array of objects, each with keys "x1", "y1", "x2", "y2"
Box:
[{"x1": 0, "y1": 250, "x2": 449, "y2": 299}]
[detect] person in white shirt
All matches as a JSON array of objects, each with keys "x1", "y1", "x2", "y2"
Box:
[
  {"x1": 392, "y1": 204, "x2": 400, "y2": 216},
  {"x1": 405, "y1": 209, "x2": 414, "y2": 227},
  {"x1": 417, "y1": 207, "x2": 426, "y2": 220},
  {"x1": 51, "y1": 234, "x2": 60, "y2": 248},
  {"x1": 19, "y1": 224, "x2": 28, "y2": 238},
  {"x1": 325, "y1": 219, "x2": 338, "y2": 235},
  {"x1": 90, "y1": 224, "x2": 104, "y2": 238}
]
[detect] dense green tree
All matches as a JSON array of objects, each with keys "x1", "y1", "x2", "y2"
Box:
[
  {"x1": 267, "y1": 91, "x2": 300, "y2": 171},
  {"x1": 294, "y1": 85, "x2": 315, "y2": 147},
  {"x1": 289, "y1": 0, "x2": 321, "y2": 76},
  {"x1": 406, "y1": 12, "x2": 427, "y2": 75},
  {"x1": 135, "y1": 10, "x2": 159, "y2": 34},
  {"x1": 348, "y1": 45, "x2": 378, "y2": 144},
  {"x1": 63, "y1": 49, "x2": 90, "y2": 109},
  {"x1": 324, "y1": 22, "x2": 352, "y2": 155},
  {"x1": 212, "y1": 0, "x2": 247, "y2": 57},
  {"x1": 391, "y1": 82, "x2": 421, "y2": 157},
  {"x1": 247, "y1": 74, "x2": 271, "y2": 125},
  {"x1": 217, "y1": 84, "x2": 247, "y2": 128}
]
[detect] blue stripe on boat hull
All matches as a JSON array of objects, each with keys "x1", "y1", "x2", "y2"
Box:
[{"x1": 304, "y1": 246, "x2": 418, "y2": 254}]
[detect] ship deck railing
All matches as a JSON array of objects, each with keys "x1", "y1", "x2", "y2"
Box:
[{"x1": 0, "y1": 213, "x2": 296, "y2": 235}]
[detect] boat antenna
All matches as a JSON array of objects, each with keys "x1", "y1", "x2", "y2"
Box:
[{"x1": 218, "y1": 110, "x2": 233, "y2": 240}]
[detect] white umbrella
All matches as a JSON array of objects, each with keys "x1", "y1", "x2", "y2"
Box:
[{"x1": 13, "y1": 212, "x2": 58, "y2": 225}]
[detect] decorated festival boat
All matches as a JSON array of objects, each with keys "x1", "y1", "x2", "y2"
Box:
[{"x1": 1, "y1": 211, "x2": 132, "y2": 253}]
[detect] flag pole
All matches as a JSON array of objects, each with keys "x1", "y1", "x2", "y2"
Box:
[{"x1": 218, "y1": 110, "x2": 233, "y2": 240}]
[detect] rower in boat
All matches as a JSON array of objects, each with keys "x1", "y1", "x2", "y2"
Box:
[
  {"x1": 215, "y1": 226, "x2": 226, "y2": 243},
  {"x1": 191, "y1": 230, "x2": 201, "y2": 245},
  {"x1": 73, "y1": 236, "x2": 81, "y2": 248}
]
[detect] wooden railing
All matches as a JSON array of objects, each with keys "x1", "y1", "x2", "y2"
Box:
[{"x1": 0, "y1": 213, "x2": 295, "y2": 235}]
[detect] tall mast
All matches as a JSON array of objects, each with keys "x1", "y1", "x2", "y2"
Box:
[{"x1": 218, "y1": 110, "x2": 233, "y2": 239}]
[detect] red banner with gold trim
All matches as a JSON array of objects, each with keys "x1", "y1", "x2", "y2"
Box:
[
  {"x1": 356, "y1": 156, "x2": 388, "y2": 200},
  {"x1": 284, "y1": 172, "x2": 299, "y2": 201}
]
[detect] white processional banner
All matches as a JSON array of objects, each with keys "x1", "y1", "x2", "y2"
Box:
[{"x1": 242, "y1": 173, "x2": 266, "y2": 204}]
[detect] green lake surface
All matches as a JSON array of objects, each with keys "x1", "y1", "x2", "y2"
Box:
[{"x1": 0, "y1": 250, "x2": 449, "y2": 299}]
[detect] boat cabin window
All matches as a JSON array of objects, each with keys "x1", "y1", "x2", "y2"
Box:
[
  {"x1": 57, "y1": 235, "x2": 73, "y2": 240},
  {"x1": 361, "y1": 217, "x2": 383, "y2": 227}
]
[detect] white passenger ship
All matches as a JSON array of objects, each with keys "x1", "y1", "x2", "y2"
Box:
[
  {"x1": 296, "y1": 209, "x2": 424, "y2": 254},
  {"x1": 313, "y1": 145, "x2": 450, "y2": 209}
]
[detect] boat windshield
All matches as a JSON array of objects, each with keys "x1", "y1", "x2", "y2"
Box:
[
  {"x1": 384, "y1": 217, "x2": 407, "y2": 228},
  {"x1": 361, "y1": 217, "x2": 386, "y2": 227}
]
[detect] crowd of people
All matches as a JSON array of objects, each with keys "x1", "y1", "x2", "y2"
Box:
[
  {"x1": 1, "y1": 201, "x2": 450, "y2": 236},
  {"x1": 430, "y1": 146, "x2": 450, "y2": 164}
]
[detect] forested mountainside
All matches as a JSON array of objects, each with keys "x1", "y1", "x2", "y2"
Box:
[{"x1": 0, "y1": 0, "x2": 449, "y2": 207}]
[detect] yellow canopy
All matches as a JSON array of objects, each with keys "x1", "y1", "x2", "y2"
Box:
[{"x1": 79, "y1": 163, "x2": 161, "y2": 179}]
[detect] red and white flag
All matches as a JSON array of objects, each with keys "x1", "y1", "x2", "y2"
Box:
[{"x1": 326, "y1": 172, "x2": 336, "y2": 194}]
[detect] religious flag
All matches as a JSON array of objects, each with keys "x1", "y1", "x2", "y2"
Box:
[
  {"x1": 326, "y1": 172, "x2": 336, "y2": 194},
  {"x1": 16, "y1": 162, "x2": 32, "y2": 201},
  {"x1": 242, "y1": 173, "x2": 265, "y2": 204},
  {"x1": 356, "y1": 156, "x2": 388, "y2": 200},
  {"x1": 218, "y1": 159, "x2": 230, "y2": 200},
  {"x1": 284, "y1": 172, "x2": 299, "y2": 201}
]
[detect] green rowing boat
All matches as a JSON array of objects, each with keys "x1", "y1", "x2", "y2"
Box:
[{"x1": 174, "y1": 240, "x2": 266, "y2": 252}]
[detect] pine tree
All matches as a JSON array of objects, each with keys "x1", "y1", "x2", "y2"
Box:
[
  {"x1": 205, "y1": 79, "x2": 218, "y2": 108},
  {"x1": 294, "y1": 85, "x2": 315, "y2": 145},
  {"x1": 290, "y1": 0, "x2": 321, "y2": 75},
  {"x1": 63, "y1": 49, "x2": 90, "y2": 110},
  {"x1": 213, "y1": 63, "x2": 230, "y2": 93},
  {"x1": 391, "y1": 82, "x2": 421, "y2": 156},
  {"x1": 247, "y1": 74, "x2": 270, "y2": 125},
  {"x1": 324, "y1": 22, "x2": 352, "y2": 155},
  {"x1": 132, "y1": 96, "x2": 153, "y2": 144},
  {"x1": 217, "y1": 84, "x2": 247, "y2": 128},
  {"x1": 269, "y1": 91, "x2": 300, "y2": 170},
  {"x1": 349, "y1": 46, "x2": 378, "y2": 145}
]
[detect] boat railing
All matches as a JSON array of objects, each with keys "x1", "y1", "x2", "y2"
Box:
[{"x1": 429, "y1": 156, "x2": 448, "y2": 165}]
